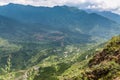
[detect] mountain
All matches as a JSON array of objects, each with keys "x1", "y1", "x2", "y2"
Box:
[
  {"x1": 97, "y1": 11, "x2": 120, "y2": 23},
  {"x1": 0, "y1": 14, "x2": 91, "y2": 45},
  {"x1": 86, "y1": 9, "x2": 120, "y2": 23},
  {"x1": 0, "y1": 3, "x2": 120, "y2": 40}
]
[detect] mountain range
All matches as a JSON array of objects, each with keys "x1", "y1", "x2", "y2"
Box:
[
  {"x1": 0, "y1": 3, "x2": 120, "y2": 80},
  {"x1": 0, "y1": 3, "x2": 120, "y2": 42}
]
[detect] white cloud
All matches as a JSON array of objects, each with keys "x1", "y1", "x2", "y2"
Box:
[{"x1": 0, "y1": 0, "x2": 120, "y2": 14}]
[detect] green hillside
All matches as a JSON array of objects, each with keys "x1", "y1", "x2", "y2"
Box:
[
  {"x1": 0, "y1": 4, "x2": 120, "y2": 80},
  {"x1": 0, "y1": 37, "x2": 101, "y2": 80},
  {"x1": 1, "y1": 35, "x2": 120, "y2": 80}
]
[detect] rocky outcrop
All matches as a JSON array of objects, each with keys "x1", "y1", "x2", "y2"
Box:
[
  {"x1": 84, "y1": 36, "x2": 120, "y2": 80},
  {"x1": 89, "y1": 36, "x2": 120, "y2": 67}
]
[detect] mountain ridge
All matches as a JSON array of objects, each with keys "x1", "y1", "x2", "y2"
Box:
[{"x1": 0, "y1": 3, "x2": 119, "y2": 40}]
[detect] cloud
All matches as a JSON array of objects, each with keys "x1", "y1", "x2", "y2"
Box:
[{"x1": 0, "y1": 0, "x2": 120, "y2": 14}]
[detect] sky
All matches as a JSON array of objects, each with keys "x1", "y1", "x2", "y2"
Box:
[{"x1": 0, "y1": 0, "x2": 120, "y2": 14}]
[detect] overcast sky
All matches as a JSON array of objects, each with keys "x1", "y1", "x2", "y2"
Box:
[{"x1": 0, "y1": 0, "x2": 120, "y2": 14}]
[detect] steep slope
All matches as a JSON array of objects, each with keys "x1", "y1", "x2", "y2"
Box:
[
  {"x1": 86, "y1": 9, "x2": 120, "y2": 23},
  {"x1": 82, "y1": 36, "x2": 120, "y2": 80},
  {"x1": 97, "y1": 11, "x2": 120, "y2": 24},
  {"x1": 89, "y1": 36, "x2": 120, "y2": 67}
]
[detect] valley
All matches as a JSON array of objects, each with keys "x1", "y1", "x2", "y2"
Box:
[{"x1": 0, "y1": 3, "x2": 120, "y2": 80}]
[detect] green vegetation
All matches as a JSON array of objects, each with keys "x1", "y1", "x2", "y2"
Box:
[
  {"x1": 1, "y1": 34, "x2": 120, "y2": 80},
  {"x1": 0, "y1": 37, "x2": 102, "y2": 80},
  {"x1": 0, "y1": 4, "x2": 120, "y2": 80},
  {"x1": 80, "y1": 36, "x2": 120, "y2": 80}
]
